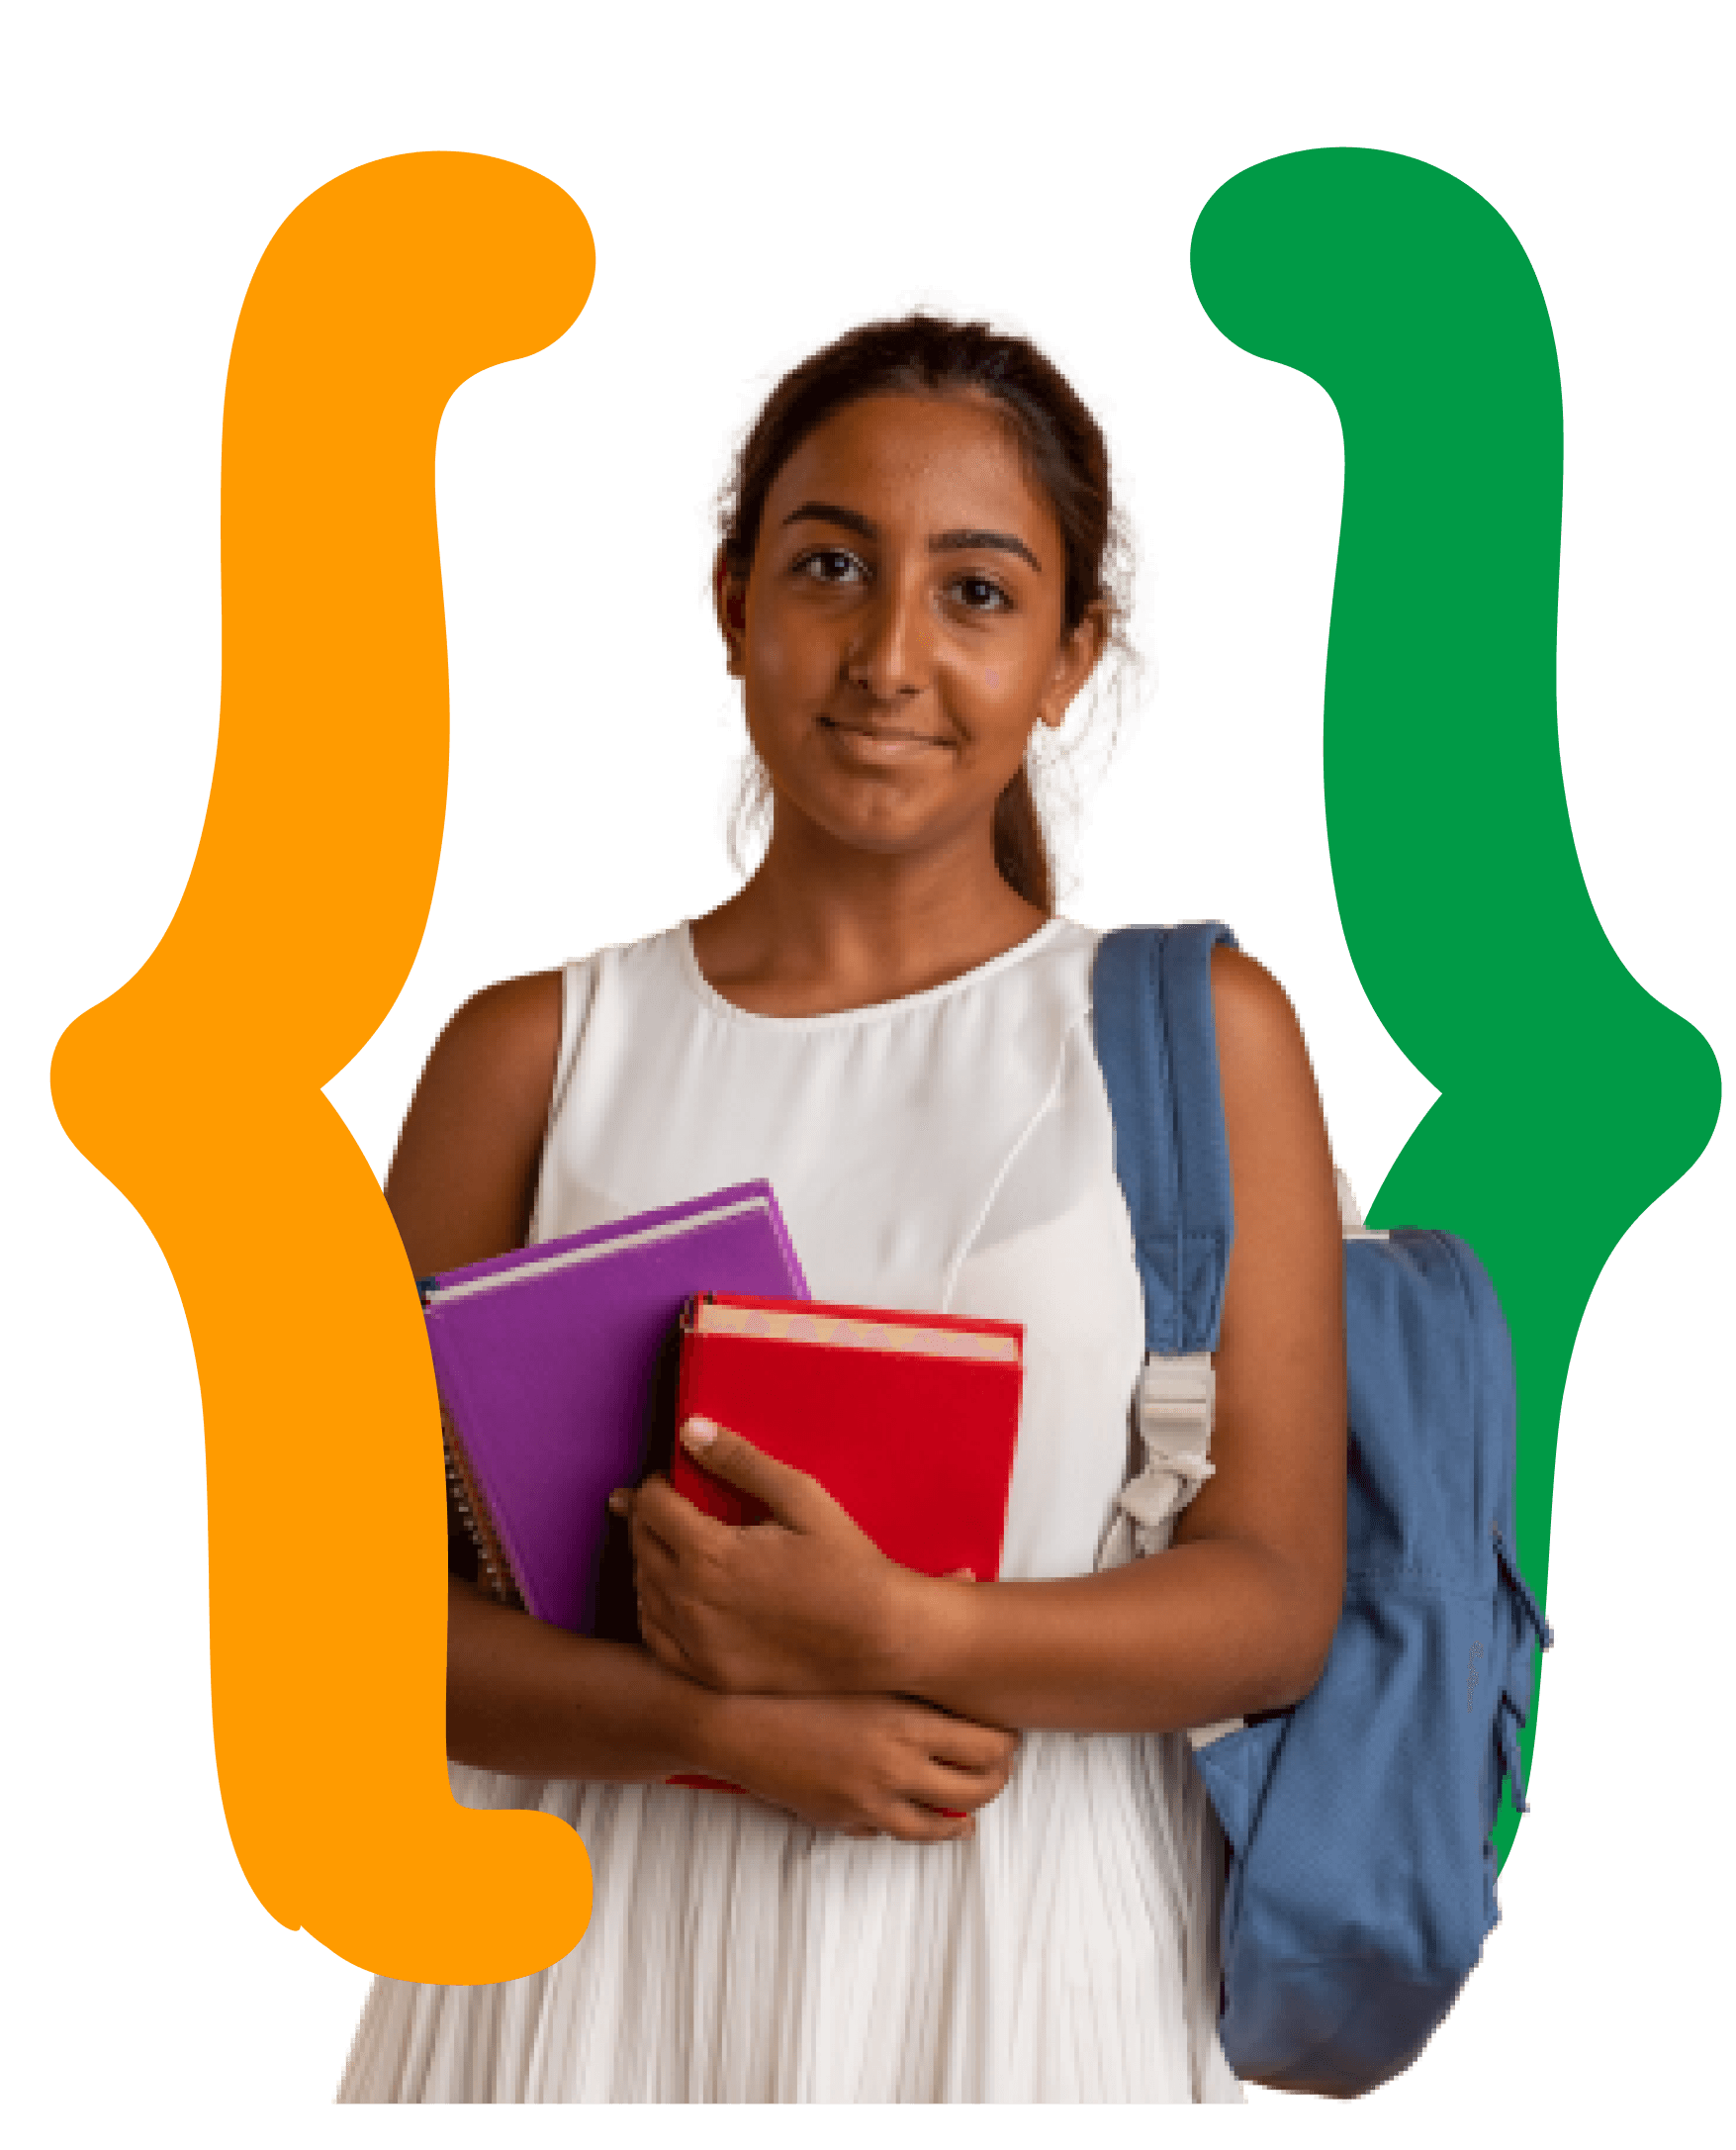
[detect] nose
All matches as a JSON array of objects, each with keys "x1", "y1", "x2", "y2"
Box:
[{"x1": 844, "y1": 570, "x2": 932, "y2": 701}]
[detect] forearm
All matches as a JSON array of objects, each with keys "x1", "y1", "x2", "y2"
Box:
[
  {"x1": 881, "y1": 1538, "x2": 1337, "y2": 1735},
  {"x1": 447, "y1": 1574, "x2": 739, "y2": 1782}
]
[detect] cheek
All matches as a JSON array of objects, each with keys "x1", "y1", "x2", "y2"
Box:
[
  {"x1": 746, "y1": 608, "x2": 829, "y2": 703},
  {"x1": 945, "y1": 647, "x2": 1046, "y2": 745}
]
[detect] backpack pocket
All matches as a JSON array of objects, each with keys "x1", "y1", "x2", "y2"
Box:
[
  {"x1": 1490, "y1": 1524, "x2": 1553, "y2": 1821},
  {"x1": 1189, "y1": 1714, "x2": 1288, "y2": 1867}
]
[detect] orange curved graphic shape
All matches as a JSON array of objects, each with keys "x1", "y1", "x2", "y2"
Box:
[{"x1": 49, "y1": 152, "x2": 596, "y2": 1982}]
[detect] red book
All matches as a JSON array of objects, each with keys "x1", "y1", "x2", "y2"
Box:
[
  {"x1": 662, "y1": 1290, "x2": 1025, "y2": 1795},
  {"x1": 672, "y1": 1291, "x2": 1025, "y2": 1567}
]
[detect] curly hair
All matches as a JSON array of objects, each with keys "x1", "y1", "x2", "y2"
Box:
[{"x1": 687, "y1": 286, "x2": 1151, "y2": 907}]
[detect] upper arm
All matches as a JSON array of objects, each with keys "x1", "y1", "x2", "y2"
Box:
[
  {"x1": 1170, "y1": 947, "x2": 1346, "y2": 1681},
  {"x1": 386, "y1": 969, "x2": 566, "y2": 1278}
]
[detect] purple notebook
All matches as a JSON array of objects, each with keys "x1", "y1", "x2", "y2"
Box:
[{"x1": 422, "y1": 1181, "x2": 807, "y2": 1634}]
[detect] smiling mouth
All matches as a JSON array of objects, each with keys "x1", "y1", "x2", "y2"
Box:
[{"x1": 819, "y1": 715, "x2": 954, "y2": 755}]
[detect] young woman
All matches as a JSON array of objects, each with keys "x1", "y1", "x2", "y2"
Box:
[{"x1": 338, "y1": 316, "x2": 1346, "y2": 2103}]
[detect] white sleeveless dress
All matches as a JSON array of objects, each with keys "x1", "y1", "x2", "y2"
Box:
[{"x1": 338, "y1": 917, "x2": 1240, "y2": 2103}]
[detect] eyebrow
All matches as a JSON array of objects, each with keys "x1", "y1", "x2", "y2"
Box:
[{"x1": 780, "y1": 502, "x2": 1042, "y2": 573}]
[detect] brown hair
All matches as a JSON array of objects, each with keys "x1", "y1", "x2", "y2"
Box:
[{"x1": 718, "y1": 314, "x2": 1129, "y2": 912}]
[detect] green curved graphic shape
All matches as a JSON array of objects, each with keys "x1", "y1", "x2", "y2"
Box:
[{"x1": 1191, "y1": 148, "x2": 1719, "y2": 1864}]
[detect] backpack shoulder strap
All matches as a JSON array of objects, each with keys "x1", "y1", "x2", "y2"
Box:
[{"x1": 1091, "y1": 923, "x2": 1239, "y2": 1355}]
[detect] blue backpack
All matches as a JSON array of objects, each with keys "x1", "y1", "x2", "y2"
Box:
[{"x1": 1091, "y1": 923, "x2": 1554, "y2": 2098}]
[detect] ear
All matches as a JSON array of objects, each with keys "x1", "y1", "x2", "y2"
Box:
[
  {"x1": 1036, "y1": 600, "x2": 1110, "y2": 731},
  {"x1": 713, "y1": 547, "x2": 749, "y2": 679}
]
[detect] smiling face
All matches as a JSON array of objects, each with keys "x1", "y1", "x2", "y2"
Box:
[{"x1": 717, "y1": 393, "x2": 1105, "y2": 880}]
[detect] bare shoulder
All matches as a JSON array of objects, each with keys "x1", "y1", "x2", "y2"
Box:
[
  {"x1": 386, "y1": 968, "x2": 566, "y2": 1274},
  {"x1": 1209, "y1": 943, "x2": 1315, "y2": 1079},
  {"x1": 1201, "y1": 943, "x2": 1341, "y2": 1348},
  {"x1": 425, "y1": 969, "x2": 566, "y2": 1111},
  {"x1": 1212, "y1": 941, "x2": 1331, "y2": 1161}
]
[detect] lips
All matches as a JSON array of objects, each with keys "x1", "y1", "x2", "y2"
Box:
[{"x1": 819, "y1": 715, "x2": 953, "y2": 754}]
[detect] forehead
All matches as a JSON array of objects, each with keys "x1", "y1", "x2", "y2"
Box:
[{"x1": 764, "y1": 393, "x2": 1060, "y2": 548}]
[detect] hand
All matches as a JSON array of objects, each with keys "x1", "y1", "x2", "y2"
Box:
[
  {"x1": 613, "y1": 1418, "x2": 955, "y2": 1696},
  {"x1": 708, "y1": 1690, "x2": 1019, "y2": 1843}
]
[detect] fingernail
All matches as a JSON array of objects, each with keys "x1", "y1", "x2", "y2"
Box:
[
  {"x1": 607, "y1": 1490, "x2": 629, "y2": 1516},
  {"x1": 681, "y1": 1418, "x2": 718, "y2": 1450}
]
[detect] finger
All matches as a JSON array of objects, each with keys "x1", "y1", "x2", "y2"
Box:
[
  {"x1": 919, "y1": 1754, "x2": 1014, "y2": 1812},
  {"x1": 679, "y1": 1419, "x2": 833, "y2": 1530},
  {"x1": 632, "y1": 1473, "x2": 723, "y2": 1561},
  {"x1": 884, "y1": 1800, "x2": 976, "y2": 1845},
  {"x1": 635, "y1": 1470, "x2": 734, "y2": 1573},
  {"x1": 901, "y1": 1694, "x2": 1018, "y2": 1751},
  {"x1": 884, "y1": 1698, "x2": 1018, "y2": 1774},
  {"x1": 923, "y1": 1747, "x2": 1013, "y2": 1795},
  {"x1": 918, "y1": 1736, "x2": 1015, "y2": 1795},
  {"x1": 636, "y1": 1563, "x2": 734, "y2": 1690},
  {"x1": 627, "y1": 1506, "x2": 680, "y2": 1585},
  {"x1": 633, "y1": 1562, "x2": 689, "y2": 1649},
  {"x1": 925, "y1": 1718, "x2": 1022, "y2": 1774},
  {"x1": 637, "y1": 1603, "x2": 705, "y2": 1683}
]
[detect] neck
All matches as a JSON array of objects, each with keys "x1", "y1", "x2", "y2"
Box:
[{"x1": 691, "y1": 804, "x2": 1051, "y2": 1019}]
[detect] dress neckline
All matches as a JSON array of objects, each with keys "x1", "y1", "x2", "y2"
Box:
[{"x1": 677, "y1": 916, "x2": 1071, "y2": 1034}]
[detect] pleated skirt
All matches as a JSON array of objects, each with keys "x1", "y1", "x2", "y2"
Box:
[{"x1": 338, "y1": 1728, "x2": 1241, "y2": 2103}]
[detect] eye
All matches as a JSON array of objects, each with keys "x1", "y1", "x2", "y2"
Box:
[
  {"x1": 794, "y1": 547, "x2": 868, "y2": 586},
  {"x1": 949, "y1": 573, "x2": 1012, "y2": 613}
]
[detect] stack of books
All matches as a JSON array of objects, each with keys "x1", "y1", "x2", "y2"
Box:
[{"x1": 421, "y1": 1178, "x2": 1026, "y2": 1787}]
